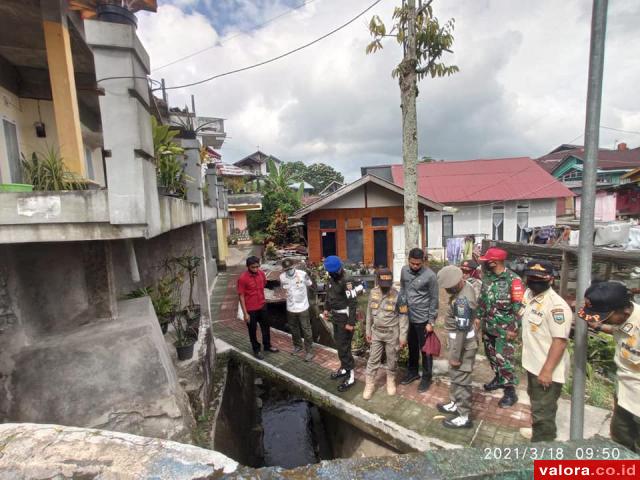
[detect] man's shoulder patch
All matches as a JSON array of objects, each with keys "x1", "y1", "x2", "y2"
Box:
[
  {"x1": 620, "y1": 322, "x2": 634, "y2": 334},
  {"x1": 552, "y1": 308, "x2": 566, "y2": 324}
]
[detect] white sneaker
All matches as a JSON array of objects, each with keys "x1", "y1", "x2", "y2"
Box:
[
  {"x1": 437, "y1": 401, "x2": 458, "y2": 414},
  {"x1": 443, "y1": 414, "x2": 472, "y2": 429}
]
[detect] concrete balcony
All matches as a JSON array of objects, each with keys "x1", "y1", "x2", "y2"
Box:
[{"x1": 0, "y1": 190, "x2": 220, "y2": 244}]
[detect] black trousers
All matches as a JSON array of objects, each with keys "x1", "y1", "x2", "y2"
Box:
[
  {"x1": 247, "y1": 307, "x2": 272, "y2": 353},
  {"x1": 333, "y1": 313, "x2": 354, "y2": 370},
  {"x1": 407, "y1": 321, "x2": 433, "y2": 376}
]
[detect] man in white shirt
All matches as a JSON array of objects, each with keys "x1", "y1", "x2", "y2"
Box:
[{"x1": 280, "y1": 259, "x2": 314, "y2": 361}]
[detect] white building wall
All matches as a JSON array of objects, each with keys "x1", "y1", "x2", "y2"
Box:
[
  {"x1": 367, "y1": 183, "x2": 402, "y2": 207},
  {"x1": 320, "y1": 188, "x2": 365, "y2": 209},
  {"x1": 425, "y1": 199, "x2": 557, "y2": 260}
]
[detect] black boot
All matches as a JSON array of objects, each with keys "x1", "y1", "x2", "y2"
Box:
[
  {"x1": 337, "y1": 370, "x2": 355, "y2": 392},
  {"x1": 498, "y1": 386, "x2": 518, "y2": 408},
  {"x1": 418, "y1": 374, "x2": 432, "y2": 393},
  {"x1": 483, "y1": 375, "x2": 502, "y2": 392},
  {"x1": 400, "y1": 371, "x2": 420, "y2": 385},
  {"x1": 331, "y1": 368, "x2": 348, "y2": 379}
]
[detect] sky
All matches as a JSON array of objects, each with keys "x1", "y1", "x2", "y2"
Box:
[{"x1": 137, "y1": 0, "x2": 640, "y2": 182}]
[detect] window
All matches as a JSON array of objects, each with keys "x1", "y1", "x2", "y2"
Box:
[
  {"x1": 516, "y1": 212, "x2": 529, "y2": 243},
  {"x1": 372, "y1": 217, "x2": 388, "y2": 227},
  {"x1": 492, "y1": 213, "x2": 504, "y2": 240},
  {"x1": 442, "y1": 215, "x2": 453, "y2": 247},
  {"x1": 3, "y1": 119, "x2": 21, "y2": 183},
  {"x1": 319, "y1": 219, "x2": 336, "y2": 229}
]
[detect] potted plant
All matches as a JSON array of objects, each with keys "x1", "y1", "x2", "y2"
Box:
[
  {"x1": 152, "y1": 117, "x2": 190, "y2": 198},
  {"x1": 177, "y1": 253, "x2": 203, "y2": 336},
  {"x1": 151, "y1": 277, "x2": 178, "y2": 334},
  {"x1": 172, "y1": 312, "x2": 196, "y2": 361},
  {"x1": 21, "y1": 149, "x2": 88, "y2": 191}
]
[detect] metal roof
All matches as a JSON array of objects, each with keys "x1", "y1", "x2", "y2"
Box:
[{"x1": 391, "y1": 157, "x2": 574, "y2": 204}]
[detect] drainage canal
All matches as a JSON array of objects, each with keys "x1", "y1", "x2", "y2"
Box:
[{"x1": 211, "y1": 356, "x2": 400, "y2": 469}]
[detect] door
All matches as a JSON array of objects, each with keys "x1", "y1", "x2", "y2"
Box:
[
  {"x1": 346, "y1": 229, "x2": 363, "y2": 263},
  {"x1": 373, "y1": 230, "x2": 388, "y2": 268},
  {"x1": 321, "y1": 231, "x2": 337, "y2": 257},
  {"x1": 392, "y1": 225, "x2": 422, "y2": 282}
]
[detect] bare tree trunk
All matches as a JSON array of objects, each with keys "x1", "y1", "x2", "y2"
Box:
[{"x1": 401, "y1": 0, "x2": 420, "y2": 255}]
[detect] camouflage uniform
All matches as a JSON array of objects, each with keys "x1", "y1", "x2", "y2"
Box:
[{"x1": 477, "y1": 269, "x2": 524, "y2": 386}]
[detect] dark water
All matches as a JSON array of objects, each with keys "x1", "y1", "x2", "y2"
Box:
[{"x1": 261, "y1": 400, "x2": 318, "y2": 468}]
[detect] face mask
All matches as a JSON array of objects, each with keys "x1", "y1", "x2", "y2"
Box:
[
  {"x1": 380, "y1": 286, "x2": 390, "y2": 295},
  {"x1": 329, "y1": 271, "x2": 342, "y2": 280},
  {"x1": 286, "y1": 268, "x2": 295, "y2": 278},
  {"x1": 445, "y1": 285, "x2": 461, "y2": 295},
  {"x1": 482, "y1": 262, "x2": 497, "y2": 273},
  {"x1": 527, "y1": 279, "x2": 550, "y2": 295}
]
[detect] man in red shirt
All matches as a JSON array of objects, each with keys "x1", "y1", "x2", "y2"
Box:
[{"x1": 238, "y1": 256, "x2": 279, "y2": 359}]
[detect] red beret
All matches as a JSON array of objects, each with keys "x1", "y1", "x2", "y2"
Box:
[{"x1": 479, "y1": 247, "x2": 508, "y2": 262}]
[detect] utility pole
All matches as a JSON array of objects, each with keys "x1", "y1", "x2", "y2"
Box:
[
  {"x1": 570, "y1": 0, "x2": 608, "y2": 440},
  {"x1": 401, "y1": 0, "x2": 420, "y2": 254}
]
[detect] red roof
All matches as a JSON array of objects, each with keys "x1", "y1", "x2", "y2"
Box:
[
  {"x1": 391, "y1": 157, "x2": 574, "y2": 204},
  {"x1": 536, "y1": 146, "x2": 640, "y2": 173}
]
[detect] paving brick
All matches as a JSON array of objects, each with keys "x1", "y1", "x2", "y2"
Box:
[{"x1": 211, "y1": 265, "x2": 530, "y2": 448}]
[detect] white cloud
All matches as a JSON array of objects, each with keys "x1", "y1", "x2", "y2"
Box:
[{"x1": 138, "y1": 0, "x2": 640, "y2": 181}]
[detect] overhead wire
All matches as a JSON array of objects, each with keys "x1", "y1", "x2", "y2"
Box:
[
  {"x1": 152, "y1": 0, "x2": 384, "y2": 92},
  {"x1": 152, "y1": 0, "x2": 320, "y2": 72}
]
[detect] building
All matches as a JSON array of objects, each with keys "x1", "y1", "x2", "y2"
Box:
[
  {"x1": 233, "y1": 150, "x2": 281, "y2": 176},
  {"x1": 536, "y1": 143, "x2": 640, "y2": 216},
  {"x1": 362, "y1": 157, "x2": 574, "y2": 260},
  {"x1": 0, "y1": 1, "x2": 227, "y2": 442},
  {"x1": 291, "y1": 174, "x2": 443, "y2": 279}
]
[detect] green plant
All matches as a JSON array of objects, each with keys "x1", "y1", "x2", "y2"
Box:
[
  {"x1": 265, "y1": 242, "x2": 278, "y2": 260},
  {"x1": 152, "y1": 117, "x2": 191, "y2": 198},
  {"x1": 251, "y1": 231, "x2": 268, "y2": 245},
  {"x1": 176, "y1": 253, "x2": 202, "y2": 308},
  {"x1": 266, "y1": 208, "x2": 290, "y2": 246},
  {"x1": 21, "y1": 148, "x2": 87, "y2": 191}
]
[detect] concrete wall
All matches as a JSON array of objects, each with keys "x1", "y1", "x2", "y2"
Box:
[{"x1": 425, "y1": 199, "x2": 557, "y2": 250}]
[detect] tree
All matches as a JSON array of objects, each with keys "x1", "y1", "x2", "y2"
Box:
[
  {"x1": 284, "y1": 161, "x2": 308, "y2": 182},
  {"x1": 367, "y1": 0, "x2": 458, "y2": 252},
  {"x1": 248, "y1": 158, "x2": 303, "y2": 233},
  {"x1": 303, "y1": 163, "x2": 344, "y2": 194}
]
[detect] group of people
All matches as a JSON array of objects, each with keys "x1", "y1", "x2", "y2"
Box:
[{"x1": 237, "y1": 247, "x2": 639, "y2": 452}]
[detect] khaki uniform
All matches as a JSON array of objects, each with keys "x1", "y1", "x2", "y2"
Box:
[
  {"x1": 365, "y1": 287, "x2": 408, "y2": 377},
  {"x1": 466, "y1": 277, "x2": 482, "y2": 299},
  {"x1": 611, "y1": 302, "x2": 640, "y2": 452},
  {"x1": 444, "y1": 282, "x2": 478, "y2": 417},
  {"x1": 520, "y1": 287, "x2": 572, "y2": 442}
]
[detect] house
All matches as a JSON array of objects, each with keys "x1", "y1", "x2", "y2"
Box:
[
  {"x1": 204, "y1": 147, "x2": 262, "y2": 235},
  {"x1": 291, "y1": 174, "x2": 443, "y2": 279},
  {"x1": 362, "y1": 157, "x2": 574, "y2": 260},
  {"x1": 318, "y1": 180, "x2": 344, "y2": 196},
  {"x1": 289, "y1": 181, "x2": 315, "y2": 197},
  {"x1": 233, "y1": 150, "x2": 281, "y2": 176},
  {"x1": 0, "y1": 1, "x2": 226, "y2": 442},
  {"x1": 535, "y1": 143, "x2": 640, "y2": 216}
]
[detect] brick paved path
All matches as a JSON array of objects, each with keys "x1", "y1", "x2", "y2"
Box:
[{"x1": 211, "y1": 266, "x2": 531, "y2": 448}]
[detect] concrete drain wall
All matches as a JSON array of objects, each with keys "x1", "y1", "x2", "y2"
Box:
[{"x1": 210, "y1": 355, "x2": 399, "y2": 469}]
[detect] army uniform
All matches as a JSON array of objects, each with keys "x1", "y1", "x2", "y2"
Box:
[
  {"x1": 365, "y1": 283, "x2": 409, "y2": 389},
  {"x1": 520, "y1": 261, "x2": 572, "y2": 442},
  {"x1": 444, "y1": 282, "x2": 478, "y2": 419},
  {"x1": 477, "y1": 268, "x2": 524, "y2": 387},
  {"x1": 610, "y1": 302, "x2": 640, "y2": 452}
]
